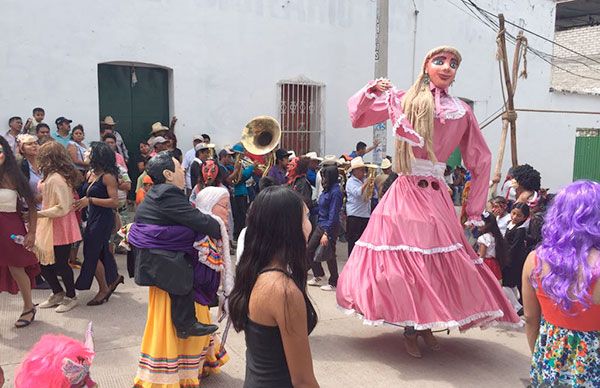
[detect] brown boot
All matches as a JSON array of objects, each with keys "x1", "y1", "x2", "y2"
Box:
[
  {"x1": 403, "y1": 332, "x2": 422, "y2": 358},
  {"x1": 418, "y1": 329, "x2": 441, "y2": 351}
]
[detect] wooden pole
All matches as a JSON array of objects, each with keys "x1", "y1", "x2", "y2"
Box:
[{"x1": 498, "y1": 14, "x2": 519, "y2": 168}]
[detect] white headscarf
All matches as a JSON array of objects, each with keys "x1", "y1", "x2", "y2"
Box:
[{"x1": 194, "y1": 186, "x2": 234, "y2": 296}]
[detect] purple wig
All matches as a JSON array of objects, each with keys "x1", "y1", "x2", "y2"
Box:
[{"x1": 533, "y1": 180, "x2": 600, "y2": 311}]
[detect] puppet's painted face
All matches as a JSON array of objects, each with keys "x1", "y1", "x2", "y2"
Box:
[
  {"x1": 426, "y1": 51, "x2": 459, "y2": 90},
  {"x1": 202, "y1": 160, "x2": 218, "y2": 184}
]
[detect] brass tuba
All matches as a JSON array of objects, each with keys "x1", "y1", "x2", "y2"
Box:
[
  {"x1": 362, "y1": 163, "x2": 379, "y2": 201},
  {"x1": 231, "y1": 116, "x2": 281, "y2": 184}
]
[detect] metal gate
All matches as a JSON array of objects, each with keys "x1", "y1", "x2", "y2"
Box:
[
  {"x1": 573, "y1": 128, "x2": 600, "y2": 182},
  {"x1": 278, "y1": 76, "x2": 325, "y2": 156}
]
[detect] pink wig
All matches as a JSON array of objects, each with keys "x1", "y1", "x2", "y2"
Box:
[{"x1": 14, "y1": 334, "x2": 95, "y2": 388}]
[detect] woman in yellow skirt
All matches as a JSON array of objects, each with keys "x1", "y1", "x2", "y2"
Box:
[
  {"x1": 134, "y1": 287, "x2": 228, "y2": 387},
  {"x1": 134, "y1": 184, "x2": 234, "y2": 387}
]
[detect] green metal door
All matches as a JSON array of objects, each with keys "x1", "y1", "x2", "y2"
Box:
[
  {"x1": 573, "y1": 128, "x2": 600, "y2": 182},
  {"x1": 98, "y1": 64, "x2": 169, "y2": 193}
]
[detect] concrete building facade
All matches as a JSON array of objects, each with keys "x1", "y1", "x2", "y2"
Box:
[{"x1": 1, "y1": 0, "x2": 599, "y2": 191}]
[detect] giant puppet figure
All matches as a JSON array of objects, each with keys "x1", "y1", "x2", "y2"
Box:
[{"x1": 336, "y1": 46, "x2": 520, "y2": 358}]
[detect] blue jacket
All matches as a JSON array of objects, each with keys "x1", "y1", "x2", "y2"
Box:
[
  {"x1": 317, "y1": 183, "x2": 343, "y2": 236},
  {"x1": 307, "y1": 168, "x2": 317, "y2": 186},
  {"x1": 234, "y1": 165, "x2": 255, "y2": 197}
]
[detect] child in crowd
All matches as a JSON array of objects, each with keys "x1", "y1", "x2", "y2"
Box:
[
  {"x1": 24, "y1": 107, "x2": 45, "y2": 135},
  {"x1": 489, "y1": 196, "x2": 511, "y2": 236},
  {"x1": 476, "y1": 210, "x2": 507, "y2": 282},
  {"x1": 135, "y1": 175, "x2": 153, "y2": 205},
  {"x1": 502, "y1": 202, "x2": 531, "y2": 314}
]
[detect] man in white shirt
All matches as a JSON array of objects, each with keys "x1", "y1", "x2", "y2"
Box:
[
  {"x1": 345, "y1": 156, "x2": 372, "y2": 257},
  {"x1": 3, "y1": 116, "x2": 23, "y2": 153},
  {"x1": 182, "y1": 135, "x2": 204, "y2": 194}
]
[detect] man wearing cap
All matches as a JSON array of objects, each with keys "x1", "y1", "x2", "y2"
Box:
[
  {"x1": 267, "y1": 148, "x2": 292, "y2": 185},
  {"x1": 100, "y1": 116, "x2": 129, "y2": 162},
  {"x1": 345, "y1": 156, "x2": 372, "y2": 256},
  {"x1": 52, "y1": 117, "x2": 72, "y2": 148},
  {"x1": 148, "y1": 136, "x2": 169, "y2": 157},
  {"x1": 182, "y1": 135, "x2": 204, "y2": 194},
  {"x1": 218, "y1": 147, "x2": 235, "y2": 185}
]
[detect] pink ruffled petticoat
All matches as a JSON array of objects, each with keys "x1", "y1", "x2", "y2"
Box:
[{"x1": 336, "y1": 160, "x2": 521, "y2": 331}]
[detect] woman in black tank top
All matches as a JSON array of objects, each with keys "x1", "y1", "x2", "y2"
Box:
[{"x1": 228, "y1": 186, "x2": 320, "y2": 388}]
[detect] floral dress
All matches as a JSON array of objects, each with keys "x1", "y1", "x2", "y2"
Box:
[{"x1": 530, "y1": 318, "x2": 599, "y2": 387}]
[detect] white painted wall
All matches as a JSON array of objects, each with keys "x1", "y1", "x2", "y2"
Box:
[{"x1": 1, "y1": 0, "x2": 598, "y2": 191}]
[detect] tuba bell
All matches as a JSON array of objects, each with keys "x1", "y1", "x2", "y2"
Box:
[
  {"x1": 231, "y1": 116, "x2": 282, "y2": 184},
  {"x1": 240, "y1": 116, "x2": 281, "y2": 156}
]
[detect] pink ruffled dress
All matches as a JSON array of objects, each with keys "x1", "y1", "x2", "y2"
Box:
[{"x1": 336, "y1": 80, "x2": 520, "y2": 330}]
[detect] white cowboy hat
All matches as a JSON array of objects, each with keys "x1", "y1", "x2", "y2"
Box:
[
  {"x1": 320, "y1": 155, "x2": 338, "y2": 166},
  {"x1": 101, "y1": 116, "x2": 117, "y2": 126},
  {"x1": 304, "y1": 151, "x2": 323, "y2": 161},
  {"x1": 381, "y1": 158, "x2": 392, "y2": 170},
  {"x1": 337, "y1": 157, "x2": 350, "y2": 166},
  {"x1": 151, "y1": 122, "x2": 169, "y2": 135},
  {"x1": 348, "y1": 156, "x2": 367, "y2": 172}
]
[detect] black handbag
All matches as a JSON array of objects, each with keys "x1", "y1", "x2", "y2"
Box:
[
  {"x1": 314, "y1": 242, "x2": 334, "y2": 262},
  {"x1": 134, "y1": 248, "x2": 193, "y2": 295}
]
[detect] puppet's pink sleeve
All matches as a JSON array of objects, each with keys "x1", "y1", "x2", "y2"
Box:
[
  {"x1": 459, "y1": 106, "x2": 492, "y2": 226},
  {"x1": 347, "y1": 80, "x2": 424, "y2": 147},
  {"x1": 347, "y1": 80, "x2": 390, "y2": 128}
]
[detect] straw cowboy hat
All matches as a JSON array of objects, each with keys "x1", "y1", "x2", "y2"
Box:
[
  {"x1": 151, "y1": 122, "x2": 169, "y2": 135},
  {"x1": 101, "y1": 116, "x2": 117, "y2": 126},
  {"x1": 348, "y1": 156, "x2": 367, "y2": 172},
  {"x1": 381, "y1": 158, "x2": 392, "y2": 170},
  {"x1": 321, "y1": 155, "x2": 338, "y2": 166},
  {"x1": 304, "y1": 151, "x2": 323, "y2": 161}
]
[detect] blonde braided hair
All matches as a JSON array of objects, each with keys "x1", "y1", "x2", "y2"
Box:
[{"x1": 396, "y1": 46, "x2": 462, "y2": 174}]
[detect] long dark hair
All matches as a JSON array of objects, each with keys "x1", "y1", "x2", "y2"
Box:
[
  {"x1": 229, "y1": 186, "x2": 314, "y2": 331},
  {"x1": 480, "y1": 211, "x2": 508, "y2": 266},
  {"x1": 89, "y1": 141, "x2": 119, "y2": 177},
  {"x1": 320, "y1": 165, "x2": 339, "y2": 192},
  {"x1": 0, "y1": 136, "x2": 35, "y2": 208}
]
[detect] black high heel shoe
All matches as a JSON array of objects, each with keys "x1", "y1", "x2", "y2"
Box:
[
  {"x1": 15, "y1": 307, "x2": 37, "y2": 328},
  {"x1": 105, "y1": 275, "x2": 125, "y2": 301}
]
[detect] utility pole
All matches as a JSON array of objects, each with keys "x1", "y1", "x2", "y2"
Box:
[{"x1": 373, "y1": 0, "x2": 389, "y2": 164}]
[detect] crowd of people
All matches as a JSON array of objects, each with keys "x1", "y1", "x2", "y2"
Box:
[{"x1": 1, "y1": 46, "x2": 599, "y2": 388}]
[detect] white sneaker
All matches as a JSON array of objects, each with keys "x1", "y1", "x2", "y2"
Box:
[
  {"x1": 55, "y1": 296, "x2": 78, "y2": 313},
  {"x1": 307, "y1": 277, "x2": 322, "y2": 287},
  {"x1": 320, "y1": 284, "x2": 336, "y2": 291},
  {"x1": 38, "y1": 292, "x2": 65, "y2": 308}
]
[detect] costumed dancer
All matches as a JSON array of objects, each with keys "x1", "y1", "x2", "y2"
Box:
[
  {"x1": 336, "y1": 46, "x2": 520, "y2": 358},
  {"x1": 15, "y1": 322, "x2": 96, "y2": 388},
  {"x1": 129, "y1": 152, "x2": 222, "y2": 387}
]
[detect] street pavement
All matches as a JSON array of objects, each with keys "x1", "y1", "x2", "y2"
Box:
[{"x1": 1, "y1": 249, "x2": 532, "y2": 387}]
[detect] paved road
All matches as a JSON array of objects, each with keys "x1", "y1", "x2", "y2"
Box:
[{"x1": 0, "y1": 252, "x2": 531, "y2": 387}]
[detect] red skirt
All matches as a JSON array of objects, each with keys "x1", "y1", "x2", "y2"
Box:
[
  {"x1": 0, "y1": 212, "x2": 39, "y2": 294},
  {"x1": 483, "y1": 257, "x2": 502, "y2": 281}
]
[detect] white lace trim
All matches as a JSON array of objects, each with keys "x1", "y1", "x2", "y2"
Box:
[
  {"x1": 465, "y1": 219, "x2": 485, "y2": 227},
  {"x1": 473, "y1": 257, "x2": 484, "y2": 264},
  {"x1": 337, "y1": 306, "x2": 515, "y2": 331},
  {"x1": 354, "y1": 240, "x2": 463, "y2": 255},
  {"x1": 438, "y1": 96, "x2": 467, "y2": 120},
  {"x1": 390, "y1": 113, "x2": 425, "y2": 148},
  {"x1": 365, "y1": 78, "x2": 386, "y2": 100},
  {"x1": 402, "y1": 159, "x2": 447, "y2": 180}
]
